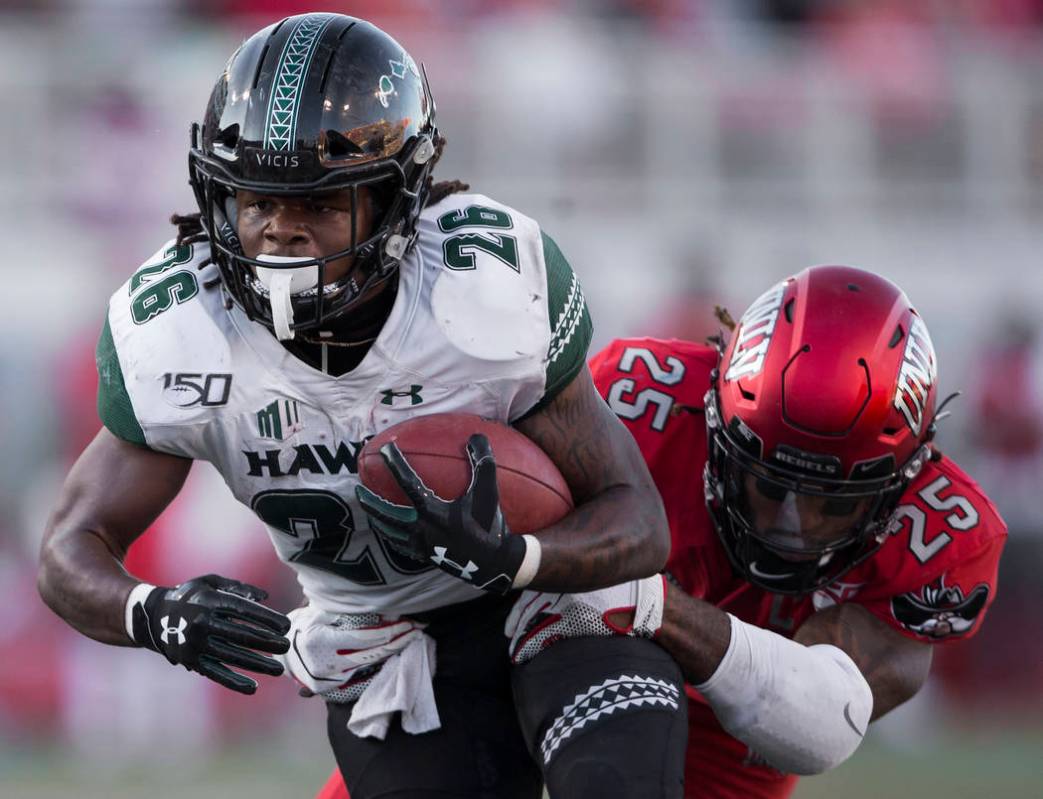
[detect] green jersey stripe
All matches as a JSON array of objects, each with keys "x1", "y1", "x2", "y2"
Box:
[
  {"x1": 548, "y1": 269, "x2": 586, "y2": 365},
  {"x1": 96, "y1": 315, "x2": 148, "y2": 446},
  {"x1": 518, "y1": 231, "x2": 592, "y2": 419}
]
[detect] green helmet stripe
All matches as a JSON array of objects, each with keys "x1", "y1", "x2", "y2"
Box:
[{"x1": 264, "y1": 14, "x2": 335, "y2": 151}]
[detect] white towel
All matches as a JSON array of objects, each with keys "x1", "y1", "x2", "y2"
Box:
[{"x1": 347, "y1": 631, "x2": 440, "y2": 740}]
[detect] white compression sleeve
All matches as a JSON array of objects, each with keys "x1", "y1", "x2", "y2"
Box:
[{"x1": 695, "y1": 613, "x2": 873, "y2": 775}]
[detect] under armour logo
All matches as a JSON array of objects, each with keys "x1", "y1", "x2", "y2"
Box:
[
  {"x1": 380, "y1": 385, "x2": 423, "y2": 407},
  {"x1": 430, "y1": 546, "x2": 478, "y2": 580},
  {"x1": 159, "y1": 615, "x2": 188, "y2": 646}
]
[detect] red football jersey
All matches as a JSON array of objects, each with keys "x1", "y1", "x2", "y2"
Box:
[{"x1": 589, "y1": 337, "x2": 1007, "y2": 799}]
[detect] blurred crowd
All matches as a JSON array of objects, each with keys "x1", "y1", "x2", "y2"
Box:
[
  {"x1": 10, "y1": 0, "x2": 1043, "y2": 27},
  {"x1": 1, "y1": 0, "x2": 1042, "y2": 769}
]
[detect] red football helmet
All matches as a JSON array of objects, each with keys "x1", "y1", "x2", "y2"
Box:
[{"x1": 705, "y1": 265, "x2": 939, "y2": 594}]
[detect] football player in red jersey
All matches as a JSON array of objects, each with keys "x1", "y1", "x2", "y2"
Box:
[
  {"x1": 313, "y1": 264, "x2": 1005, "y2": 798},
  {"x1": 505, "y1": 264, "x2": 1006, "y2": 798}
]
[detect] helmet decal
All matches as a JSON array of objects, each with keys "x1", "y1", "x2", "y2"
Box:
[
  {"x1": 893, "y1": 315, "x2": 937, "y2": 436},
  {"x1": 724, "y1": 281, "x2": 787, "y2": 382},
  {"x1": 377, "y1": 54, "x2": 419, "y2": 108},
  {"x1": 264, "y1": 14, "x2": 336, "y2": 151}
]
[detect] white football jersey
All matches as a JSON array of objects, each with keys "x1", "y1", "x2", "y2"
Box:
[{"x1": 97, "y1": 193, "x2": 592, "y2": 615}]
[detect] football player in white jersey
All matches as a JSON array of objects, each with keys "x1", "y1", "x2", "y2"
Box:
[{"x1": 38, "y1": 14, "x2": 688, "y2": 798}]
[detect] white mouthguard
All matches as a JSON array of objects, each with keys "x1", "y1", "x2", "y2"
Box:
[{"x1": 255, "y1": 254, "x2": 319, "y2": 341}]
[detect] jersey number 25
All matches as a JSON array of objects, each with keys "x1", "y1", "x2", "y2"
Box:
[{"x1": 606, "y1": 347, "x2": 686, "y2": 432}]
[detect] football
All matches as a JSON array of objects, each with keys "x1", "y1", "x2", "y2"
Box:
[{"x1": 358, "y1": 413, "x2": 574, "y2": 533}]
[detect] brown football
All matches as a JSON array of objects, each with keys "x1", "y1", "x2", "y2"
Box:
[{"x1": 358, "y1": 413, "x2": 573, "y2": 533}]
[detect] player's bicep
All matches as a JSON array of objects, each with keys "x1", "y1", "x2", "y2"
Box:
[
  {"x1": 794, "y1": 602, "x2": 933, "y2": 721},
  {"x1": 514, "y1": 366, "x2": 655, "y2": 504},
  {"x1": 513, "y1": 367, "x2": 670, "y2": 584},
  {"x1": 46, "y1": 427, "x2": 192, "y2": 558}
]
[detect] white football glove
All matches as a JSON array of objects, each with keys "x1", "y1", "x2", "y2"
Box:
[
  {"x1": 505, "y1": 575, "x2": 667, "y2": 664},
  {"x1": 279, "y1": 606, "x2": 427, "y2": 702}
]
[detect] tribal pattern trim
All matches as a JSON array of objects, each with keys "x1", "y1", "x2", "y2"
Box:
[
  {"x1": 548, "y1": 272, "x2": 586, "y2": 365},
  {"x1": 540, "y1": 674, "x2": 680, "y2": 764},
  {"x1": 264, "y1": 14, "x2": 334, "y2": 151}
]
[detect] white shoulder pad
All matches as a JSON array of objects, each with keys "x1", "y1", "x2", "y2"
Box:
[
  {"x1": 100, "y1": 240, "x2": 240, "y2": 454},
  {"x1": 422, "y1": 194, "x2": 550, "y2": 363},
  {"x1": 393, "y1": 193, "x2": 592, "y2": 421}
]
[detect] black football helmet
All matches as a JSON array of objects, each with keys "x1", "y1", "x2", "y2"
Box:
[{"x1": 188, "y1": 13, "x2": 438, "y2": 334}]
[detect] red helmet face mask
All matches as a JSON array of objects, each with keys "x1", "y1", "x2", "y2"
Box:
[{"x1": 705, "y1": 266, "x2": 939, "y2": 594}]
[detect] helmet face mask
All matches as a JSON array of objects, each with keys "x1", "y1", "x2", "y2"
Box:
[
  {"x1": 705, "y1": 389, "x2": 910, "y2": 594},
  {"x1": 704, "y1": 266, "x2": 940, "y2": 595},
  {"x1": 187, "y1": 14, "x2": 438, "y2": 336},
  {"x1": 190, "y1": 161, "x2": 409, "y2": 331}
]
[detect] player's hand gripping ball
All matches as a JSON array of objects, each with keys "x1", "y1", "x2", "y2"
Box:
[{"x1": 356, "y1": 414, "x2": 573, "y2": 594}]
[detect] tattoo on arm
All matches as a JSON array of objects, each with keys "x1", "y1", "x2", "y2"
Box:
[
  {"x1": 794, "y1": 603, "x2": 933, "y2": 721},
  {"x1": 514, "y1": 368, "x2": 669, "y2": 591}
]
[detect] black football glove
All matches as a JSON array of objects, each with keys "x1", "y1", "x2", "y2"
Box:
[
  {"x1": 356, "y1": 433, "x2": 527, "y2": 595},
  {"x1": 128, "y1": 574, "x2": 291, "y2": 695}
]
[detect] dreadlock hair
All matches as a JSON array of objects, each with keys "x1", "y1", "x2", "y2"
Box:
[
  {"x1": 168, "y1": 213, "x2": 220, "y2": 292},
  {"x1": 424, "y1": 134, "x2": 469, "y2": 206}
]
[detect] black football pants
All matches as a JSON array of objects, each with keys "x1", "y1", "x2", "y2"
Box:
[{"x1": 327, "y1": 593, "x2": 687, "y2": 799}]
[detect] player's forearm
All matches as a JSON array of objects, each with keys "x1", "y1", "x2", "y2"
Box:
[
  {"x1": 526, "y1": 483, "x2": 670, "y2": 592},
  {"x1": 661, "y1": 583, "x2": 874, "y2": 774},
  {"x1": 656, "y1": 581, "x2": 733, "y2": 683},
  {"x1": 793, "y1": 602, "x2": 932, "y2": 722},
  {"x1": 38, "y1": 516, "x2": 138, "y2": 646},
  {"x1": 38, "y1": 430, "x2": 192, "y2": 645},
  {"x1": 514, "y1": 367, "x2": 670, "y2": 592}
]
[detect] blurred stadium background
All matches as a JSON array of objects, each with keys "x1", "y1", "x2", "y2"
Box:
[{"x1": 2, "y1": 1, "x2": 1042, "y2": 797}]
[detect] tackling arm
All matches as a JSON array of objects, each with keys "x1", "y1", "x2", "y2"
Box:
[
  {"x1": 513, "y1": 366, "x2": 671, "y2": 591},
  {"x1": 657, "y1": 582, "x2": 886, "y2": 775},
  {"x1": 38, "y1": 428, "x2": 191, "y2": 645},
  {"x1": 658, "y1": 585, "x2": 932, "y2": 722},
  {"x1": 793, "y1": 601, "x2": 933, "y2": 722},
  {"x1": 654, "y1": 582, "x2": 733, "y2": 684}
]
